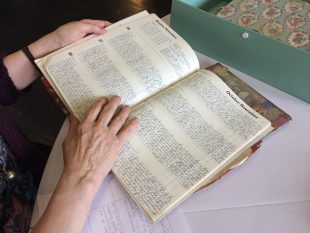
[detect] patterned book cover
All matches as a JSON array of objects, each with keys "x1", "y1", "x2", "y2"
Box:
[
  {"x1": 196, "y1": 63, "x2": 291, "y2": 191},
  {"x1": 41, "y1": 77, "x2": 70, "y2": 116}
]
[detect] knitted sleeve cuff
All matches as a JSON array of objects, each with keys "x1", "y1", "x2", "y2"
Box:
[{"x1": 0, "y1": 52, "x2": 21, "y2": 105}]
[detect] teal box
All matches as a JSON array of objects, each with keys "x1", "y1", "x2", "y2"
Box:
[{"x1": 170, "y1": 0, "x2": 310, "y2": 103}]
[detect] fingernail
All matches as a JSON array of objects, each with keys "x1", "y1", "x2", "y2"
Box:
[{"x1": 112, "y1": 95, "x2": 121, "y2": 101}]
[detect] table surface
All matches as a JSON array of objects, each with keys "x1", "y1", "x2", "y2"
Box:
[{"x1": 31, "y1": 16, "x2": 310, "y2": 233}]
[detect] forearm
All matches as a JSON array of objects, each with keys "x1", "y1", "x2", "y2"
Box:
[
  {"x1": 32, "y1": 171, "x2": 101, "y2": 233},
  {"x1": 3, "y1": 20, "x2": 110, "y2": 91},
  {"x1": 3, "y1": 33, "x2": 59, "y2": 90}
]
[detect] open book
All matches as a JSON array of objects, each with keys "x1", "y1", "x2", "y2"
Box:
[{"x1": 35, "y1": 11, "x2": 291, "y2": 223}]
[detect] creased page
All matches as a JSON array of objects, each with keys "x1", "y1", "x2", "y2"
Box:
[
  {"x1": 112, "y1": 70, "x2": 273, "y2": 223},
  {"x1": 40, "y1": 13, "x2": 199, "y2": 119}
]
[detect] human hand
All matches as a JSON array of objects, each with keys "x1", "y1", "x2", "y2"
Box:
[
  {"x1": 29, "y1": 19, "x2": 111, "y2": 58},
  {"x1": 51, "y1": 19, "x2": 112, "y2": 49},
  {"x1": 32, "y1": 97, "x2": 137, "y2": 232},
  {"x1": 62, "y1": 96, "x2": 139, "y2": 188}
]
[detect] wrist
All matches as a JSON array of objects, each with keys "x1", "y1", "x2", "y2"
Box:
[
  {"x1": 28, "y1": 32, "x2": 60, "y2": 59},
  {"x1": 60, "y1": 169, "x2": 103, "y2": 195}
]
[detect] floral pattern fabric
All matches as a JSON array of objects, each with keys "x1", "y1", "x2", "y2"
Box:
[{"x1": 216, "y1": 0, "x2": 310, "y2": 51}]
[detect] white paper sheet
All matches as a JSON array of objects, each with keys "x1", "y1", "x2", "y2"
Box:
[{"x1": 184, "y1": 200, "x2": 310, "y2": 233}]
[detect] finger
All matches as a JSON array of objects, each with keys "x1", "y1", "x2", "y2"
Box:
[
  {"x1": 117, "y1": 117, "x2": 139, "y2": 145},
  {"x1": 97, "y1": 96, "x2": 121, "y2": 125},
  {"x1": 79, "y1": 22, "x2": 108, "y2": 35},
  {"x1": 81, "y1": 19, "x2": 112, "y2": 28},
  {"x1": 82, "y1": 20, "x2": 110, "y2": 35},
  {"x1": 109, "y1": 105, "x2": 132, "y2": 134},
  {"x1": 84, "y1": 97, "x2": 108, "y2": 122}
]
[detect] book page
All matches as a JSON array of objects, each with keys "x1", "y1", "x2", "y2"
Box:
[
  {"x1": 112, "y1": 70, "x2": 273, "y2": 223},
  {"x1": 39, "y1": 13, "x2": 199, "y2": 119}
]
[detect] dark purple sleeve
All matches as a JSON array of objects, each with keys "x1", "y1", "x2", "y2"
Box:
[{"x1": 0, "y1": 53, "x2": 20, "y2": 105}]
